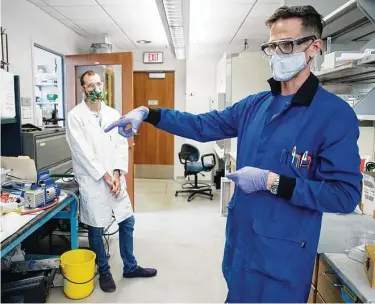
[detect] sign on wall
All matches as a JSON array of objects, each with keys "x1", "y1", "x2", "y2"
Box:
[{"x1": 143, "y1": 52, "x2": 163, "y2": 64}]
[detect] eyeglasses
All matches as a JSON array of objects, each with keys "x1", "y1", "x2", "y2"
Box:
[
  {"x1": 260, "y1": 35, "x2": 316, "y2": 57},
  {"x1": 84, "y1": 81, "x2": 103, "y2": 90}
]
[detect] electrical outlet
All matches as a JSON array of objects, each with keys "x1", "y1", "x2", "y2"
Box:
[{"x1": 21, "y1": 97, "x2": 32, "y2": 106}]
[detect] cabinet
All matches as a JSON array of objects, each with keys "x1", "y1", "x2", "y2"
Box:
[
  {"x1": 316, "y1": 291, "x2": 325, "y2": 303},
  {"x1": 308, "y1": 285, "x2": 317, "y2": 303},
  {"x1": 317, "y1": 256, "x2": 344, "y2": 303}
]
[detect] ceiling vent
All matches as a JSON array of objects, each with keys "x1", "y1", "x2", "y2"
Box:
[{"x1": 89, "y1": 43, "x2": 113, "y2": 54}]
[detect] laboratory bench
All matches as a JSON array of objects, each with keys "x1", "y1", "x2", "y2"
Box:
[
  {"x1": 0, "y1": 192, "x2": 78, "y2": 258},
  {"x1": 310, "y1": 213, "x2": 375, "y2": 303}
]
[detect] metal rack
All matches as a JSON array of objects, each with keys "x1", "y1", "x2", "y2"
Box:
[{"x1": 315, "y1": 0, "x2": 375, "y2": 121}]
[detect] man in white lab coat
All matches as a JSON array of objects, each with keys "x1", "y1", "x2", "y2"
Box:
[{"x1": 66, "y1": 70, "x2": 157, "y2": 293}]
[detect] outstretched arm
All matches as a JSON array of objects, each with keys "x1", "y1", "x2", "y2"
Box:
[{"x1": 105, "y1": 96, "x2": 255, "y2": 142}]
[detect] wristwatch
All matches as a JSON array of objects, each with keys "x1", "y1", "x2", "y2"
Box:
[
  {"x1": 113, "y1": 169, "x2": 121, "y2": 175},
  {"x1": 269, "y1": 174, "x2": 280, "y2": 195}
]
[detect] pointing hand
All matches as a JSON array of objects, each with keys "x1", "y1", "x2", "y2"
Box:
[{"x1": 104, "y1": 106, "x2": 149, "y2": 137}]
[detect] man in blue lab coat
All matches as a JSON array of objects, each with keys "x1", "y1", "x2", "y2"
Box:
[{"x1": 105, "y1": 5, "x2": 362, "y2": 303}]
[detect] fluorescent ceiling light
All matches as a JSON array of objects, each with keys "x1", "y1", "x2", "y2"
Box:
[{"x1": 155, "y1": 0, "x2": 189, "y2": 60}]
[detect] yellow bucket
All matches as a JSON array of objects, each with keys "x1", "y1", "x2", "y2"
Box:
[{"x1": 60, "y1": 249, "x2": 96, "y2": 300}]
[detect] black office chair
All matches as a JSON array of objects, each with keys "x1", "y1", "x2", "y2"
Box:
[{"x1": 175, "y1": 144, "x2": 216, "y2": 202}]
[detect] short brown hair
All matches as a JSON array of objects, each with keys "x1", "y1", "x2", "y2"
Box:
[
  {"x1": 266, "y1": 5, "x2": 323, "y2": 39},
  {"x1": 80, "y1": 70, "x2": 96, "y2": 86}
]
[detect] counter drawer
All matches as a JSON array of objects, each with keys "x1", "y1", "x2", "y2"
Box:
[
  {"x1": 317, "y1": 257, "x2": 344, "y2": 303},
  {"x1": 312, "y1": 255, "x2": 318, "y2": 287},
  {"x1": 308, "y1": 285, "x2": 316, "y2": 303},
  {"x1": 316, "y1": 291, "x2": 325, "y2": 303}
]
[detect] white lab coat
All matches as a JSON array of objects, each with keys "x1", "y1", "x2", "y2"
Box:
[{"x1": 66, "y1": 101, "x2": 133, "y2": 228}]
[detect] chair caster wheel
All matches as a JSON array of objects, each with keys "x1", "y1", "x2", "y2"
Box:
[
  {"x1": 175, "y1": 192, "x2": 178, "y2": 197},
  {"x1": 210, "y1": 195, "x2": 213, "y2": 200}
]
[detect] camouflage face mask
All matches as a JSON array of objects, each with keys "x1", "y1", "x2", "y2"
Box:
[{"x1": 87, "y1": 89, "x2": 104, "y2": 104}]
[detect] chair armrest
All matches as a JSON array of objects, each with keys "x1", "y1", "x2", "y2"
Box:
[
  {"x1": 201, "y1": 153, "x2": 216, "y2": 171},
  {"x1": 178, "y1": 152, "x2": 187, "y2": 165}
]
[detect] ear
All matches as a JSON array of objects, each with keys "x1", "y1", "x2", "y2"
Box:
[
  {"x1": 308, "y1": 39, "x2": 323, "y2": 58},
  {"x1": 80, "y1": 86, "x2": 86, "y2": 93}
]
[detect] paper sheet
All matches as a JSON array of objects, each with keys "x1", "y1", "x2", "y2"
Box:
[
  {"x1": 0, "y1": 156, "x2": 37, "y2": 181},
  {"x1": 0, "y1": 70, "x2": 16, "y2": 119}
]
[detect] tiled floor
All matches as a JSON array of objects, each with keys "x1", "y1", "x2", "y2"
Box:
[{"x1": 48, "y1": 179, "x2": 227, "y2": 303}]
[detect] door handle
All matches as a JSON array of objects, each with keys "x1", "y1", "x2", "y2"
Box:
[{"x1": 323, "y1": 271, "x2": 343, "y2": 288}]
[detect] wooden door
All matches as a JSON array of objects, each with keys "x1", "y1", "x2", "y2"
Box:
[
  {"x1": 133, "y1": 72, "x2": 174, "y2": 178},
  {"x1": 65, "y1": 53, "x2": 135, "y2": 209}
]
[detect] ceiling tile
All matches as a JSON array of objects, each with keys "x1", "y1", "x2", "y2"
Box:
[
  {"x1": 59, "y1": 19, "x2": 78, "y2": 27},
  {"x1": 27, "y1": 0, "x2": 48, "y2": 6},
  {"x1": 109, "y1": 35, "x2": 137, "y2": 49},
  {"x1": 96, "y1": 0, "x2": 127, "y2": 4},
  {"x1": 228, "y1": 0, "x2": 256, "y2": 3},
  {"x1": 258, "y1": 0, "x2": 282, "y2": 3},
  {"x1": 40, "y1": 6, "x2": 67, "y2": 19},
  {"x1": 58, "y1": 19, "x2": 90, "y2": 37},
  {"x1": 71, "y1": 27, "x2": 91, "y2": 38},
  {"x1": 103, "y1": 1, "x2": 167, "y2": 45},
  {"x1": 72, "y1": 19, "x2": 119, "y2": 36},
  {"x1": 54, "y1": 6, "x2": 108, "y2": 20},
  {"x1": 189, "y1": 0, "x2": 255, "y2": 44},
  {"x1": 250, "y1": 3, "x2": 281, "y2": 18},
  {"x1": 43, "y1": 0, "x2": 97, "y2": 6}
]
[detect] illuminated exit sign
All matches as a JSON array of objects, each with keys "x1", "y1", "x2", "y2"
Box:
[{"x1": 143, "y1": 52, "x2": 163, "y2": 64}]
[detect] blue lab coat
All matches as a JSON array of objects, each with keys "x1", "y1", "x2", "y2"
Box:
[{"x1": 145, "y1": 73, "x2": 362, "y2": 302}]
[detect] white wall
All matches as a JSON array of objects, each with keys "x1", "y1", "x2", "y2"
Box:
[
  {"x1": 132, "y1": 49, "x2": 186, "y2": 179},
  {"x1": 215, "y1": 52, "x2": 271, "y2": 156},
  {"x1": 216, "y1": 54, "x2": 227, "y2": 95},
  {"x1": 185, "y1": 52, "x2": 222, "y2": 180},
  {"x1": 2, "y1": 0, "x2": 89, "y2": 124},
  {"x1": 231, "y1": 52, "x2": 270, "y2": 102}
]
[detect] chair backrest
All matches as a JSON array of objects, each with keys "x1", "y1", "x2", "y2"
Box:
[{"x1": 179, "y1": 144, "x2": 200, "y2": 162}]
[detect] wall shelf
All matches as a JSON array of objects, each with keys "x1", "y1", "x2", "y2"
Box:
[
  {"x1": 357, "y1": 115, "x2": 375, "y2": 121},
  {"x1": 357, "y1": 54, "x2": 375, "y2": 65},
  {"x1": 36, "y1": 102, "x2": 58, "y2": 105},
  {"x1": 314, "y1": 63, "x2": 375, "y2": 83},
  {"x1": 35, "y1": 83, "x2": 57, "y2": 87}
]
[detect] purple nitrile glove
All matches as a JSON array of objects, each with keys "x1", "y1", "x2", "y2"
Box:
[
  {"x1": 104, "y1": 106, "x2": 149, "y2": 137},
  {"x1": 226, "y1": 166, "x2": 270, "y2": 194}
]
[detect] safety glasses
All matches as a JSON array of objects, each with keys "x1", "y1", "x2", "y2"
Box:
[
  {"x1": 260, "y1": 35, "x2": 316, "y2": 57},
  {"x1": 84, "y1": 81, "x2": 103, "y2": 90}
]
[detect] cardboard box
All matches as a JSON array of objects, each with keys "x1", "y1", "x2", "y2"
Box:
[
  {"x1": 363, "y1": 244, "x2": 375, "y2": 288},
  {"x1": 361, "y1": 172, "x2": 375, "y2": 216}
]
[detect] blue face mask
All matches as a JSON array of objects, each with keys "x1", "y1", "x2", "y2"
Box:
[{"x1": 270, "y1": 52, "x2": 307, "y2": 82}]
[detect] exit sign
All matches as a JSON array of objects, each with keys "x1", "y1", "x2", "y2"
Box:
[{"x1": 143, "y1": 52, "x2": 163, "y2": 64}]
